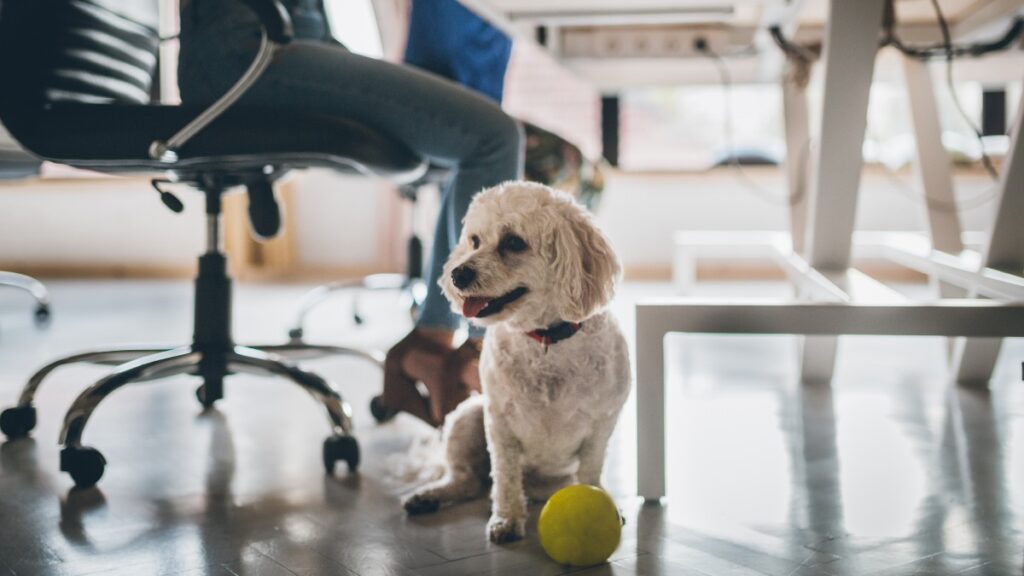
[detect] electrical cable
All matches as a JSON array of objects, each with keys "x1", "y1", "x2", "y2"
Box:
[
  {"x1": 771, "y1": 0, "x2": 1010, "y2": 180},
  {"x1": 769, "y1": 9, "x2": 1024, "y2": 63},
  {"x1": 872, "y1": 1, "x2": 1002, "y2": 213},
  {"x1": 927, "y1": 0, "x2": 1000, "y2": 181},
  {"x1": 768, "y1": 0, "x2": 1007, "y2": 206},
  {"x1": 769, "y1": 26, "x2": 818, "y2": 65}
]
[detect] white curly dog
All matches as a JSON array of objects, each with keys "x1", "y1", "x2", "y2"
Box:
[{"x1": 402, "y1": 181, "x2": 631, "y2": 544}]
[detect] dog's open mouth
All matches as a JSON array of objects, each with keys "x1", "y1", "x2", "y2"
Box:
[{"x1": 462, "y1": 286, "x2": 528, "y2": 319}]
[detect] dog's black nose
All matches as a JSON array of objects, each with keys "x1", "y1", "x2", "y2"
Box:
[{"x1": 451, "y1": 265, "x2": 477, "y2": 289}]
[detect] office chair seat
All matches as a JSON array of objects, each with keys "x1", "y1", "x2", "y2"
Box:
[{"x1": 11, "y1": 103, "x2": 426, "y2": 181}]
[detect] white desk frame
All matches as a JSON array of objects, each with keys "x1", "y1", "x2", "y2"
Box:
[{"x1": 636, "y1": 0, "x2": 1024, "y2": 501}]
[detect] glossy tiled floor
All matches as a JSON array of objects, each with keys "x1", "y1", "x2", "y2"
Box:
[{"x1": 0, "y1": 280, "x2": 1021, "y2": 575}]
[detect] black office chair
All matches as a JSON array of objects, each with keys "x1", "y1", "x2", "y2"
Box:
[{"x1": 0, "y1": 0, "x2": 426, "y2": 488}]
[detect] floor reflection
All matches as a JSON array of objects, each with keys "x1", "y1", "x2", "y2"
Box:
[
  {"x1": 1, "y1": 281, "x2": 1021, "y2": 575},
  {"x1": 52, "y1": 408, "x2": 350, "y2": 576},
  {"x1": 946, "y1": 387, "x2": 1018, "y2": 574},
  {"x1": 661, "y1": 334, "x2": 1023, "y2": 575}
]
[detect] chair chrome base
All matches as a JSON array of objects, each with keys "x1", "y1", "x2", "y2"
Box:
[
  {"x1": 0, "y1": 341, "x2": 373, "y2": 488},
  {"x1": 0, "y1": 270, "x2": 51, "y2": 326},
  {"x1": 0, "y1": 185, "x2": 373, "y2": 488},
  {"x1": 287, "y1": 180, "x2": 431, "y2": 342},
  {"x1": 287, "y1": 273, "x2": 425, "y2": 340}
]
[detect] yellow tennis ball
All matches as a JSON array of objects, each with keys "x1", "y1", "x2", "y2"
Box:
[{"x1": 538, "y1": 484, "x2": 622, "y2": 566}]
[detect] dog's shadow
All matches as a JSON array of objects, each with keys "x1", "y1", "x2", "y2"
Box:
[
  {"x1": 403, "y1": 496, "x2": 492, "y2": 529},
  {"x1": 403, "y1": 499, "x2": 559, "y2": 568}
]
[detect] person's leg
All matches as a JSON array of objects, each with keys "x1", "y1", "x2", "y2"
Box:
[
  {"x1": 400, "y1": 171, "x2": 493, "y2": 420},
  {"x1": 179, "y1": 10, "x2": 520, "y2": 425},
  {"x1": 394, "y1": 113, "x2": 517, "y2": 421},
  {"x1": 248, "y1": 47, "x2": 523, "y2": 423},
  {"x1": 416, "y1": 181, "x2": 459, "y2": 334},
  {"x1": 179, "y1": 0, "x2": 523, "y2": 283},
  {"x1": 264, "y1": 48, "x2": 521, "y2": 336},
  {"x1": 181, "y1": 40, "x2": 522, "y2": 186},
  {"x1": 388, "y1": 184, "x2": 457, "y2": 423}
]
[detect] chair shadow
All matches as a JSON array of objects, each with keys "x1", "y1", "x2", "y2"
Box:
[{"x1": 54, "y1": 407, "x2": 351, "y2": 574}]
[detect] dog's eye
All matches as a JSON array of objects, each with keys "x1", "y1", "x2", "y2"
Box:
[
  {"x1": 470, "y1": 235, "x2": 480, "y2": 249},
  {"x1": 499, "y1": 234, "x2": 528, "y2": 253}
]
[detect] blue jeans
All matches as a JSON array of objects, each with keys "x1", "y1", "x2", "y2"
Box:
[{"x1": 179, "y1": 0, "x2": 523, "y2": 336}]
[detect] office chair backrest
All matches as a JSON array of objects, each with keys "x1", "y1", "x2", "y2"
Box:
[{"x1": 0, "y1": 0, "x2": 159, "y2": 115}]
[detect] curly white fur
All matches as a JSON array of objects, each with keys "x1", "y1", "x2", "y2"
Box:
[{"x1": 402, "y1": 182, "x2": 632, "y2": 544}]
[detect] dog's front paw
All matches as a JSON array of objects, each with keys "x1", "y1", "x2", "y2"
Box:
[
  {"x1": 403, "y1": 493, "x2": 441, "y2": 516},
  {"x1": 487, "y1": 514, "x2": 525, "y2": 543}
]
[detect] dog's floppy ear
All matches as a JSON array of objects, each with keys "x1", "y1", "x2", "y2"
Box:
[{"x1": 549, "y1": 205, "x2": 621, "y2": 322}]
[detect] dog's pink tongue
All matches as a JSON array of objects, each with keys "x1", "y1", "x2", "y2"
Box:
[{"x1": 462, "y1": 297, "x2": 490, "y2": 318}]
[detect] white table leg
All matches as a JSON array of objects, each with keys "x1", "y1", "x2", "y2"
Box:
[
  {"x1": 798, "y1": 0, "x2": 886, "y2": 385},
  {"x1": 782, "y1": 60, "x2": 811, "y2": 256},
  {"x1": 903, "y1": 57, "x2": 964, "y2": 255},
  {"x1": 636, "y1": 307, "x2": 666, "y2": 502},
  {"x1": 954, "y1": 88, "x2": 1024, "y2": 386}
]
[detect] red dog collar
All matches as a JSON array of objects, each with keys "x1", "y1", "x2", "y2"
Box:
[{"x1": 526, "y1": 321, "x2": 583, "y2": 349}]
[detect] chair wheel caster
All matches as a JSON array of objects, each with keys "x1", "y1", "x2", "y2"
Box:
[
  {"x1": 195, "y1": 385, "x2": 219, "y2": 408},
  {"x1": 34, "y1": 305, "x2": 51, "y2": 326},
  {"x1": 60, "y1": 446, "x2": 106, "y2": 488},
  {"x1": 369, "y1": 395, "x2": 397, "y2": 423},
  {"x1": 0, "y1": 405, "x2": 36, "y2": 439},
  {"x1": 323, "y1": 435, "x2": 359, "y2": 474}
]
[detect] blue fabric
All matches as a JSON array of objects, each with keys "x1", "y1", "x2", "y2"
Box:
[{"x1": 403, "y1": 0, "x2": 512, "y2": 104}]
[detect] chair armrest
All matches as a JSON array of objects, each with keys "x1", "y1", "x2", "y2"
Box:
[
  {"x1": 150, "y1": 0, "x2": 292, "y2": 160},
  {"x1": 238, "y1": 0, "x2": 294, "y2": 44}
]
